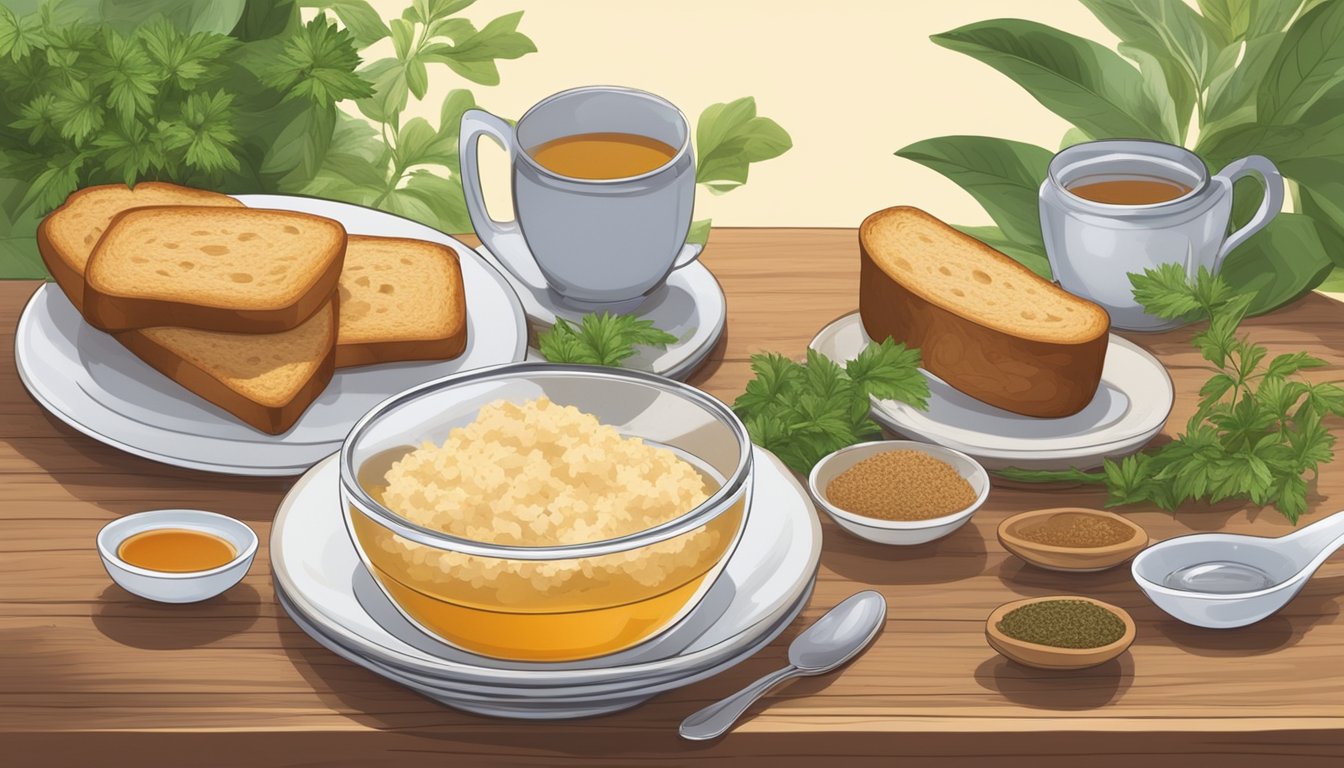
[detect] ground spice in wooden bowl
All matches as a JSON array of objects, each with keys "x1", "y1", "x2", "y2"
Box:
[
  {"x1": 995, "y1": 599, "x2": 1127, "y2": 649},
  {"x1": 825, "y1": 450, "x2": 976, "y2": 521},
  {"x1": 1016, "y1": 512, "x2": 1135, "y2": 548}
]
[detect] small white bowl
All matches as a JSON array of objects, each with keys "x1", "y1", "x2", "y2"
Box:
[
  {"x1": 808, "y1": 440, "x2": 990, "y2": 545},
  {"x1": 97, "y1": 509, "x2": 257, "y2": 603}
]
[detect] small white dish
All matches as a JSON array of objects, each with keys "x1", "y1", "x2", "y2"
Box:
[
  {"x1": 480, "y1": 244, "x2": 726, "y2": 380},
  {"x1": 97, "y1": 509, "x2": 257, "y2": 603},
  {"x1": 809, "y1": 313, "x2": 1173, "y2": 470},
  {"x1": 808, "y1": 440, "x2": 989, "y2": 546},
  {"x1": 15, "y1": 195, "x2": 527, "y2": 476},
  {"x1": 1131, "y1": 509, "x2": 1344, "y2": 629}
]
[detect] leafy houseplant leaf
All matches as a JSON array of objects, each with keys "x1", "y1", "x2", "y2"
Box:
[
  {"x1": 896, "y1": 135, "x2": 1052, "y2": 247},
  {"x1": 695, "y1": 97, "x2": 791, "y2": 193},
  {"x1": 97, "y1": 0, "x2": 248, "y2": 36},
  {"x1": 1256, "y1": 0, "x2": 1344, "y2": 124},
  {"x1": 1218, "y1": 213, "x2": 1335, "y2": 315},
  {"x1": 931, "y1": 19, "x2": 1178, "y2": 143},
  {"x1": 1203, "y1": 31, "x2": 1285, "y2": 135},
  {"x1": 1081, "y1": 0, "x2": 1223, "y2": 140}
]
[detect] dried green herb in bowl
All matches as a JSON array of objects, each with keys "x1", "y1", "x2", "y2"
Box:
[{"x1": 996, "y1": 599, "x2": 1126, "y2": 649}]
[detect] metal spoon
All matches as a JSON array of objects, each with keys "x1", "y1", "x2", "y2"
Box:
[{"x1": 679, "y1": 590, "x2": 886, "y2": 741}]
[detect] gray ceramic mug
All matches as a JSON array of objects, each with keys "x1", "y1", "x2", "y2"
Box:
[
  {"x1": 1039, "y1": 139, "x2": 1283, "y2": 331},
  {"x1": 459, "y1": 86, "x2": 699, "y2": 310}
]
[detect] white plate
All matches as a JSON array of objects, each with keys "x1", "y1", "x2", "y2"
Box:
[
  {"x1": 810, "y1": 313, "x2": 1173, "y2": 470},
  {"x1": 271, "y1": 447, "x2": 821, "y2": 691},
  {"x1": 478, "y1": 245, "x2": 725, "y2": 380},
  {"x1": 278, "y1": 584, "x2": 808, "y2": 719},
  {"x1": 14, "y1": 195, "x2": 527, "y2": 476}
]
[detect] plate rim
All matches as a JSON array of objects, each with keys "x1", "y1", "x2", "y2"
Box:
[
  {"x1": 14, "y1": 194, "x2": 529, "y2": 476},
  {"x1": 809, "y1": 311, "x2": 1174, "y2": 458}
]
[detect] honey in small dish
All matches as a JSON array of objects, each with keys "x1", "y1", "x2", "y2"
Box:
[{"x1": 117, "y1": 528, "x2": 237, "y2": 573}]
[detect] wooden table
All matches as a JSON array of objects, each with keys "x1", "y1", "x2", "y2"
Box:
[{"x1": 4, "y1": 229, "x2": 1344, "y2": 767}]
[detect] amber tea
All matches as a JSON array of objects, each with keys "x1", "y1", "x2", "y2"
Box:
[
  {"x1": 529, "y1": 132, "x2": 678, "y2": 180},
  {"x1": 1067, "y1": 177, "x2": 1193, "y2": 205}
]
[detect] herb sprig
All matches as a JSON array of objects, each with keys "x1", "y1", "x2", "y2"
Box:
[
  {"x1": 1000, "y1": 264, "x2": 1344, "y2": 524},
  {"x1": 537, "y1": 313, "x2": 678, "y2": 368},
  {"x1": 732, "y1": 340, "x2": 929, "y2": 475}
]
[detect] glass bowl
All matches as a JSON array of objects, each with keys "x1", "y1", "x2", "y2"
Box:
[{"x1": 339, "y1": 362, "x2": 753, "y2": 662}]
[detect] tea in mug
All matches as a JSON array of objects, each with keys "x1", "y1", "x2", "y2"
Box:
[
  {"x1": 529, "y1": 132, "x2": 678, "y2": 180},
  {"x1": 1068, "y1": 177, "x2": 1193, "y2": 205}
]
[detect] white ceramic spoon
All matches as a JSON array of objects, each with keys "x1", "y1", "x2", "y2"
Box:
[{"x1": 1132, "y1": 509, "x2": 1344, "y2": 628}]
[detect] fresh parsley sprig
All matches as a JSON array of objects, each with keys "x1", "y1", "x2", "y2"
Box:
[
  {"x1": 733, "y1": 340, "x2": 929, "y2": 475},
  {"x1": 536, "y1": 312, "x2": 679, "y2": 367},
  {"x1": 999, "y1": 264, "x2": 1344, "y2": 524}
]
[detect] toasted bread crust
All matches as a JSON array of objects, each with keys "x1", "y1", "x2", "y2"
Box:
[
  {"x1": 82, "y1": 206, "x2": 346, "y2": 334},
  {"x1": 858, "y1": 207, "x2": 1109, "y2": 418},
  {"x1": 114, "y1": 302, "x2": 338, "y2": 435},
  {"x1": 37, "y1": 183, "x2": 244, "y2": 313},
  {"x1": 333, "y1": 236, "x2": 468, "y2": 368}
]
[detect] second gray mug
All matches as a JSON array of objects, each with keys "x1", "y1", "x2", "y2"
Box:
[{"x1": 459, "y1": 86, "x2": 699, "y2": 309}]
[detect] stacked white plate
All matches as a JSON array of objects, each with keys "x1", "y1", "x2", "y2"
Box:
[
  {"x1": 810, "y1": 313, "x2": 1174, "y2": 471},
  {"x1": 271, "y1": 447, "x2": 822, "y2": 719}
]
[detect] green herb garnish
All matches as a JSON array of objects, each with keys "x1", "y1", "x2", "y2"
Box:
[
  {"x1": 536, "y1": 312, "x2": 678, "y2": 367},
  {"x1": 732, "y1": 340, "x2": 930, "y2": 475},
  {"x1": 999, "y1": 264, "x2": 1344, "y2": 524}
]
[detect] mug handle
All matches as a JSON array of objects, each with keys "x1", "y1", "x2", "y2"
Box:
[
  {"x1": 458, "y1": 109, "x2": 549, "y2": 292},
  {"x1": 1212, "y1": 155, "x2": 1284, "y2": 271}
]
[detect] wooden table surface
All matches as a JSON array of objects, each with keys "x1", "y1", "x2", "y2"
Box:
[{"x1": 4, "y1": 228, "x2": 1344, "y2": 767}]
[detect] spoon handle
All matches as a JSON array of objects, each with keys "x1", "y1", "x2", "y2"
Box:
[{"x1": 679, "y1": 665, "x2": 802, "y2": 741}]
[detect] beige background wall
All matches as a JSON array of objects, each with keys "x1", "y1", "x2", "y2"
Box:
[{"x1": 365, "y1": 0, "x2": 1120, "y2": 228}]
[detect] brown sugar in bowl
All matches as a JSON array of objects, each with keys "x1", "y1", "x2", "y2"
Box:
[
  {"x1": 998, "y1": 507, "x2": 1148, "y2": 572},
  {"x1": 985, "y1": 595, "x2": 1136, "y2": 671}
]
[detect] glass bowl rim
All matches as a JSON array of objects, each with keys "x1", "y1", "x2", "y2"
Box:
[{"x1": 339, "y1": 361, "x2": 753, "y2": 561}]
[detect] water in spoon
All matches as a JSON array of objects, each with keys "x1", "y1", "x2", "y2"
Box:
[{"x1": 1163, "y1": 561, "x2": 1278, "y2": 594}]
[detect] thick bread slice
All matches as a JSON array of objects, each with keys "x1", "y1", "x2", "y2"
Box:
[
  {"x1": 37, "y1": 183, "x2": 244, "y2": 313},
  {"x1": 859, "y1": 206, "x2": 1110, "y2": 418},
  {"x1": 115, "y1": 301, "x2": 337, "y2": 435},
  {"x1": 335, "y1": 235, "x2": 468, "y2": 368},
  {"x1": 83, "y1": 206, "x2": 346, "y2": 333}
]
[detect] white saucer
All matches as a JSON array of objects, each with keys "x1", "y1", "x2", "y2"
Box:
[
  {"x1": 271, "y1": 448, "x2": 821, "y2": 697},
  {"x1": 810, "y1": 313, "x2": 1173, "y2": 470},
  {"x1": 14, "y1": 196, "x2": 527, "y2": 476},
  {"x1": 477, "y1": 245, "x2": 725, "y2": 380}
]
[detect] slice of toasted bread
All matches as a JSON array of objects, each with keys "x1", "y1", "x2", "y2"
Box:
[
  {"x1": 37, "y1": 183, "x2": 245, "y2": 313},
  {"x1": 859, "y1": 206, "x2": 1110, "y2": 418},
  {"x1": 334, "y1": 235, "x2": 468, "y2": 368},
  {"x1": 115, "y1": 301, "x2": 337, "y2": 435},
  {"x1": 83, "y1": 206, "x2": 346, "y2": 333}
]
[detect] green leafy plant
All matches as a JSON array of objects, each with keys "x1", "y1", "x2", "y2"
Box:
[
  {"x1": 1000, "y1": 264, "x2": 1344, "y2": 524},
  {"x1": 0, "y1": 0, "x2": 791, "y2": 277},
  {"x1": 898, "y1": 0, "x2": 1344, "y2": 315},
  {"x1": 536, "y1": 312, "x2": 678, "y2": 367},
  {"x1": 732, "y1": 342, "x2": 929, "y2": 475}
]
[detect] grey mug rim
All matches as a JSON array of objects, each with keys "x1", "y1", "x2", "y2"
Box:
[
  {"x1": 512, "y1": 85, "x2": 692, "y2": 186},
  {"x1": 1048, "y1": 138, "x2": 1211, "y2": 213}
]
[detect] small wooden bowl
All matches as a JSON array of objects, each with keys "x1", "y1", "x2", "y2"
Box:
[
  {"x1": 985, "y1": 595, "x2": 1136, "y2": 670},
  {"x1": 997, "y1": 507, "x2": 1148, "y2": 572}
]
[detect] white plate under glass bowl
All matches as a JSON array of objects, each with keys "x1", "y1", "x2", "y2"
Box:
[
  {"x1": 271, "y1": 447, "x2": 821, "y2": 717},
  {"x1": 809, "y1": 312, "x2": 1173, "y2": 471},
  {"x1": 15, "y1": 195, "x2": 527, "y2": 476},
  {"x1": 477, "y1": 245, "x2": 726, "y2": 380}
]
